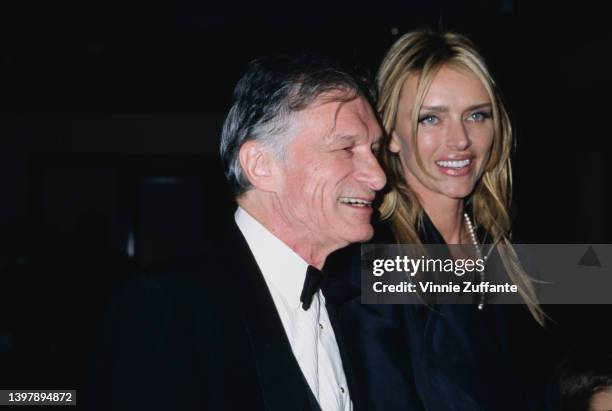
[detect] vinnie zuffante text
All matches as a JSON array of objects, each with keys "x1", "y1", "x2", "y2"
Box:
[{"x1": 370, "y1": 256, "x2": 519, "y2": 294}]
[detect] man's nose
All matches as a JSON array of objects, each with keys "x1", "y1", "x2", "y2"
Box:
[{"x1": 357, "y1": 151, "x2": 387, "y2": 191}]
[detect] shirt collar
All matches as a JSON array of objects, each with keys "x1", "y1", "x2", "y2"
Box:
[{"x1": 235, "y1": 207, "x2": 309, "y2": 308}]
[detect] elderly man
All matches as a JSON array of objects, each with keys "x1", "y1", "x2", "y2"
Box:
[{"x1": 88, "y1": 54, "x2": 386, "y2": 411}]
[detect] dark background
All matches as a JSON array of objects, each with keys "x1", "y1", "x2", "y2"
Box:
[{"x1": 1, "y1": 0, "x2": 610, "y2": 399}]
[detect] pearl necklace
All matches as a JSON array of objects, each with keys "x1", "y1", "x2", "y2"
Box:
[{"x1": 463, "y1": 212, "x2": 486, "y2": 310}]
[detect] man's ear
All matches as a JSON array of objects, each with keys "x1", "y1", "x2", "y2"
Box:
[
  {"x1": 238, "y1": 141, "x2": 281, "y2": 192},
  {"x1": 389, "y1": 130, "x2": 402, "y2": 153}
]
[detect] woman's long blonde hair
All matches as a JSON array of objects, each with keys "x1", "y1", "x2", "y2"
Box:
[{"x1": 377, "y1": 29, "x2": 545, "y2": 326}]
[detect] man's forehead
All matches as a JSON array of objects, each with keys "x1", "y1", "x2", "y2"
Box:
[
  {"x1": 303, "y1": 94, "x2": 380, "y2": 140},
  {"x1": 308, "y1": 90, "x2": 370, "y2": 113}
]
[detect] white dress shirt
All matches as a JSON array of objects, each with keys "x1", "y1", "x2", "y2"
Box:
[{"x1": 235, "y1": 207, "x2": 352, "y2": 411}]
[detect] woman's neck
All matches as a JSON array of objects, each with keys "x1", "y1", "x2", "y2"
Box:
[{"x1": 420, "y1": 195, "x2": 467, "y2": 245}]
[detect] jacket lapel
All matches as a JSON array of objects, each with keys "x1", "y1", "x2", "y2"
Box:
[{"x1": 225, "y1": 224, "x2": 320, "y2": 411}]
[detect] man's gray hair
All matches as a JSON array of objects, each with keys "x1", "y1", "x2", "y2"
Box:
[{"x1": 220, "y1": 54, "x2": 375, "y2": 197}]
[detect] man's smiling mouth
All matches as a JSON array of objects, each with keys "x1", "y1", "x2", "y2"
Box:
[{"x1": 338, "y1": 197, "x2": 373, "y2": 207}]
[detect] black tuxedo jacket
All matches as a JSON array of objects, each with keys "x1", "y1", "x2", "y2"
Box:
[{"x1": 86, "y1": 222, "x2": 362, "y2": 411}]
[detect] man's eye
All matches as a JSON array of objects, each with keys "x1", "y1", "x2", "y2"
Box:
[
  {"x1": 418, "y1": 115, "x2": 439, "y2": 125},
  {"x1": 467, "y1": 111, "x2": 492, "y2": 122}
]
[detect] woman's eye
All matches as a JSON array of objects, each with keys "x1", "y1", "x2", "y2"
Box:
[
  {"x1": 418, "y1": 115, "x2": 439, "y2": 125},
  {"x1": 467, "y1": 111, "x2": 491, "y2": 122}
]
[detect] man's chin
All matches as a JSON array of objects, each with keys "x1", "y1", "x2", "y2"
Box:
[{"x1": 343, "y1": 224, "x2": 374, "y2": 245}]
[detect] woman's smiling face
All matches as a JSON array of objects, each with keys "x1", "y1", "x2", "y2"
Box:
[{"x1": 390, "y1": 64, "x2": 495, "y2": 203}]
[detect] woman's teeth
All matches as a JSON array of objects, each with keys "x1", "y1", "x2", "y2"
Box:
[{"x1": 436, "y1": 159, "x2": 471, "y2": 169}]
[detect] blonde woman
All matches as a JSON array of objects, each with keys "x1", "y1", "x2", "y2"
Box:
[{"x1": 329, "y1": 30, "x2": 556, "y2": 410}]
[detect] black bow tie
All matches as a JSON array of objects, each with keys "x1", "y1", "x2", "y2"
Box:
[{"x1": 300, "y1": 265, "x2": 325, "y2": 311}]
